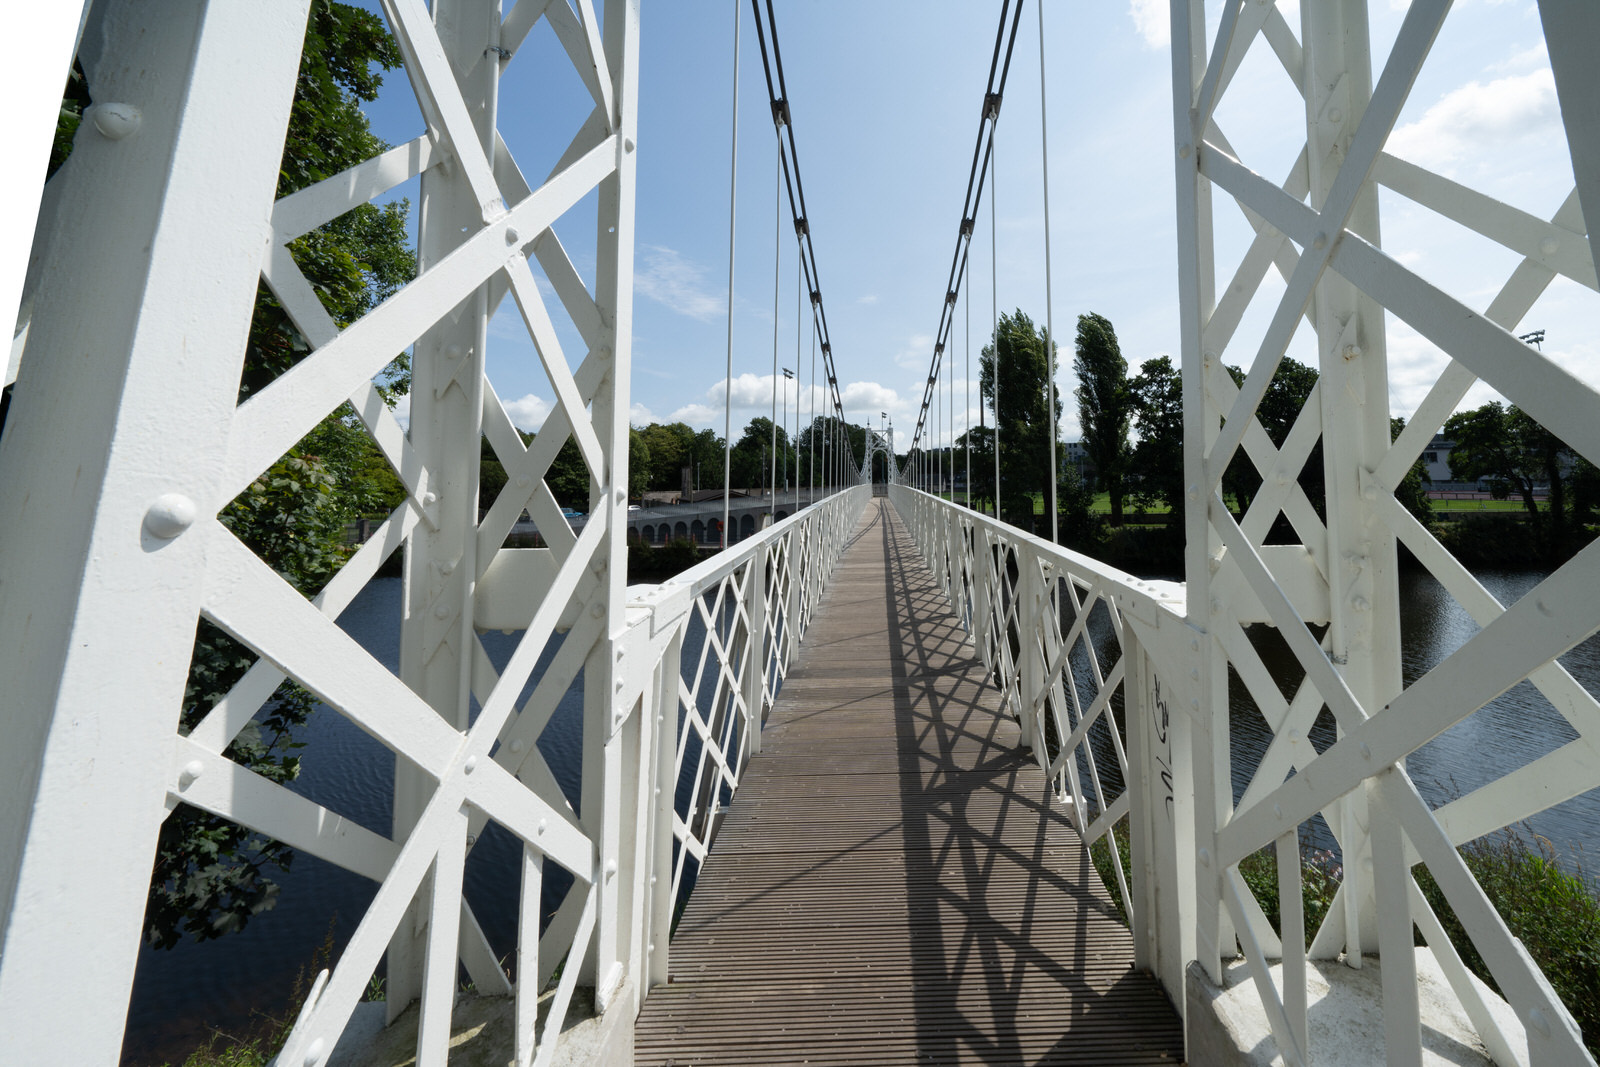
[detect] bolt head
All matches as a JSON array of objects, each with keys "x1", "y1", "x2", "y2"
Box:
[
  {"x1": 464, "y1": 755, "x2": 478, "y2": 774},
  {"x1": 145, "y1": 494, "x2": 198, "y2": 539},
  {"x1": 88, "y1": 102, "x2": 141, "y2": 140}
]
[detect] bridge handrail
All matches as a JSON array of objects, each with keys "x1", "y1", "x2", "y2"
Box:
[
  {"x1": 887, "y1": 485, "x2": 1186, "y2": 941},
  {"x1": 621, "y1": 484, "x2": 871, "y2": 990}
]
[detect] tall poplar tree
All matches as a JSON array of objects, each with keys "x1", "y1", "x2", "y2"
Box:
[
  {"x1": 980, "y1": 310, "x2": 1060, "y2": 531},
  {"x1": 1074, "y1": 313, "x2": 1133, "y2": 525}
]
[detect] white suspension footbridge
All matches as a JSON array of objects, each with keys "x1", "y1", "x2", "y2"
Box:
[{"x1": 3, "y1": 2, "x2": 1600, "y2": 1065}]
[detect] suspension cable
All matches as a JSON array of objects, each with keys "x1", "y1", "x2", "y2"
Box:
[
  {"x1": 721, "y1": 0, "x2": 741, "y2": 549},
  {"x1": 1038, "y1": 0, "x2": 1058, "y2": 542},
  {"x1": 905, "y1": 0, "x2": 1027, "y2": 477},
  {"x1": 991, "y1": 124, "x2": 1000, "y2": 519},
  {"x1": 748, "y1": 0, "x2": 854, "y2": 475},
  {"x1": 770, "y1": 133, "x2": 781, "y2": 509}
]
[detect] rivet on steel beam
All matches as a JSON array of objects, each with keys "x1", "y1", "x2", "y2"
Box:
[
  {"x1": 505, "y1": 227, "x2": 520, "y2": 246},
  {"x1": 510, "y1": 738, "x2": 525, "y2": 754},
  {"x1": 616, "y1": 489, "x2": 626, "y2": 505},
  {"x1": 1359, "y1": 742, "x2": 1371, "y2": 760},
  {"x1": 304, "y1": 1039, "x2": 325, "y2": 1067},
  {"x1": 1177, "y1": 143, "x2": 1192, "y2": 159},
  {"x1": 1327, "y1": 108, "x2": 1343, "y2": 124},
  {"x1": 624, "y1": 138, "x2": 635, "y2": 153},
  {"x1": 1344, "y1": 343, "x2": 1362, "y2": 361},
  {"x1": 1312, "y1": 232, "x2": 1328, "y2": 250},
  {"x1": 1186, "y1": 484, "x2": 1199, "y2": 501},
  {"x1": 178, "y1": 760, "x2": 205, "y2": 789},
  {"x1": 464, "y1": 755, "x2": 478, "y2": 774},
  {"x1": 591, "y1": 602, "x2": 606, "y2": 618},
  {"x1": 599, "y1": 345, "x2": 614, "y2": 360},
  {"x1": 1362, "y1": 484, "x2": 1378, "y2": 502},
  {"x1": 517, "y1": 475, "x2": 530, "y2": 488},
  {"x1": 1198, "y1": 848, "x2": 1211, "y2": 868},
  {"x1": 605, "y1": 859, "x2": 618, "y2": 879},
  {"x1": 446, "y1": 345, "x2": 463, "y2": 360},
  {"x1": 1527, "y1": 1009, "x2": 1550, "y2": 1039},
  {"x1": 537, "y1": 819, "x2": 548, "y2": 835},
  {"x1": 89, "y1": 102, "x2": 141, "y2": 140},
  {"x1": 1352, "y1": 596, "x2": 1369, "y2": 613},
  {"x1": 1274, "y1": 803, "x2": 1283, "y2": 819},
  {"x1": 1540, "y1": 236, "x2": 1559, "y2": 256},
  {"x1": 434, "y1": 604, "x2": 450, "y2": 619},
  {"x1": 145, "y1": 494, "x2": 197, "y2": 539}
]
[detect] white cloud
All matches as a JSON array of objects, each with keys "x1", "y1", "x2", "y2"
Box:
[
  {"x1": 1129, "y1": 0, "x2": 1168, "y2": 48},
  {"x1": 892, "y1": 332, "x2": 936, "y2": 371},
  {"x1": 635, "y1": 245, "x2": 723, "y2": 322},
  {"x1": 503, "y1": 393, "x2": 553, "y2": 432},
  {"x1": 840, "y1": 380, "x2": 901, "y2": 413},
  {"x1": 629, "y1": 402, "x2": 657, "y2": 425},
  {"x1": 667, "y1": 402, "x2": 722, "y2": 426},
  {"x1": 857, "y1": 293, "x2": 880, "y2": 305},
  {"x1": 1387, "y1": 68, "x2": 1558, "y2": 173}
]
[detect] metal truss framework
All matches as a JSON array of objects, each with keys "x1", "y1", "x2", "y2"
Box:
[
  {"x1": 1165, "y1": 0, "x2": 1600, "y2": 1062},
  {"x1": 861, "y1": 426, "x2": 898, "y2": 485}
]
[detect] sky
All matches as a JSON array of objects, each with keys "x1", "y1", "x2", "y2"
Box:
[{"x1": 352, "y1": 0, "x2": 1592, "y2": 451}]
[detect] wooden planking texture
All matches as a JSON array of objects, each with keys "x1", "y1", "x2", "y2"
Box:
[{"x1": 634, "y1": 500, "x2": 1184, "y2": 1065}]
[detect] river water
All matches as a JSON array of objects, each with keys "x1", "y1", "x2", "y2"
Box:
[{"x1": 122, "y1": 568, "x2": 1598, "y2": 1064}]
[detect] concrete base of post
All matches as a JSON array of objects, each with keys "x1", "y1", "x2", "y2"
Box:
[
  {"x1": 332, "y1": 982, "x2": 637, "y2": 1067},
  {"x1": 1184, "y1": 952, "x2": 1525, "y2": 1066}
]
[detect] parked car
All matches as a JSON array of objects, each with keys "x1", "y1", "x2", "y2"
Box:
[{"x1": 560, "y1": 507, "x2": 584, "y2": 520}]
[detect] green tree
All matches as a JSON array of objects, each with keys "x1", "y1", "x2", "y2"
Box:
[
  {"x1": 140, "y1": 4, "x2": 416, "y2": 948},
  {"x1": 1074, "y1": 313, "x2": 1133, "y2": 525},
  {"x1": 1129, "y1": 355, "x2": 1183, "y2": 513},
  {"x1": 1443, "y1": 401, "x2": 1571, "y2": 562},
  {"x1": 980, "y1": 310, "x2": 1061, "y2": 532}
]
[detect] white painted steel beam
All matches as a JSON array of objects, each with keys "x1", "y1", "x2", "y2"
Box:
[{"x1": 0, "y1": 4, "x2": 311, "y2": 1061}]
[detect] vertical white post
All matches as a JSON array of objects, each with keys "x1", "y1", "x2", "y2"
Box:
[
  {"x1": 1301, "y1": 0, "x2": 1395, "y2": 962},
  {"x1": 588, "y1": 0, "x2": 641, "y2": 1012},
  {"x1": 1170, "y1": 0, "x2": 1233, "y2": 985},
  {"x1": 646, "y1": 626, "x2": 683, "y2": 992},
  {"x1": 0, "y1": 3, "x2": 309, "y2": 1060},
  {"x1": 390, "y1": 0, "x2": 499, "y2": 1019},
  {"x1": 742, "y1": 550, "x2": 767, "y2": 758}
]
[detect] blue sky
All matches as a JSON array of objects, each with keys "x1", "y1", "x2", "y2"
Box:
[{"x1": 354, "y1": 2, "x2": 1590, "y2": 447}]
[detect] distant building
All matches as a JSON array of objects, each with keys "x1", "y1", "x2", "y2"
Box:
[
  {"x1": 1062, "y1": 440, "x2": 1096, "y2": 485},
  {"x1": 1422, "y1": 433, "x2": 1454, "y2": 485}
]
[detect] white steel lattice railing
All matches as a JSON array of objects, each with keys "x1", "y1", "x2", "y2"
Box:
[
  {"x1": 887, "y1": 485, "x2": 1188, "y2": 964},
  {"x1": 624, "y1": 484, "x2": 870, "y2": 975}
]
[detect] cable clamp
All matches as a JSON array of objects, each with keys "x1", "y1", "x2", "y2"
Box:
[
  {"x1": 771, "y1": 98, "x2": 791, "y2": 127},
  {"x1": 983, "y1": 91, "x2": 1002, "y2": 120}
]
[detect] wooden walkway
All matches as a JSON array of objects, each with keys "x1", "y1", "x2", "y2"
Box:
[{"x1": 634, "y1": 500, "x2": 1184, "y2": 1065}]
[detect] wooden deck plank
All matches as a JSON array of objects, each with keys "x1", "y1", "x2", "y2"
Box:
[{"x1": 634, "y1": 500, "x2": 1183, "y2": 1065}]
